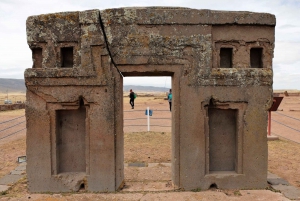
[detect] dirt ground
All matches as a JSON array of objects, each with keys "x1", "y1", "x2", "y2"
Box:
[
  {"x1": 268, "y1": 139, "x2": 300, "y2": 188},
  {"x1": 271, "y1": 95, "x2": 300, "y2": 143},
  {"x1": 0, "y1": 95, "x2": 300, "y2": 200},
  {"x1": 267, "y1": 95, "x2": 300, "y2": 189},
  {"x1": 0, "y1": 110, "x2": 26, "y2": 178},
  {"x1": 123, "y1": 95, "x2": 171, "y2": 133},
  {"x1": 124, "y1": 132, "x2": 171, "y2": 163}
]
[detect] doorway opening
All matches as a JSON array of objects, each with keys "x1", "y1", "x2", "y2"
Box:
[{"x1": 122, "y1": 76, "x2": 175, "y2": 191}]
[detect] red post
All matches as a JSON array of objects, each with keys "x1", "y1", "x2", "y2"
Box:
[{"x1": 268, "y1": 110, "x2": 271, "y2": 136}]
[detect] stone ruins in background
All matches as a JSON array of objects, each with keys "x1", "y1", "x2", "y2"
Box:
[{"x1": 24, "y1": 7, "x2": 275, "y2": 192}]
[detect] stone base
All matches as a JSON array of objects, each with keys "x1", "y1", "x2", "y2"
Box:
[{"x1": 267, "y1": 135, "x2": 279, "y2": 141}]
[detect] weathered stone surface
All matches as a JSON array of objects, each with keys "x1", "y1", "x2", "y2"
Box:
[
  {"x1": 0, "y1": 185, "x2": 9, "y2": 193},
  {"x1": 25, "y1": 7, "x2": 275, "y2": 192},
  {"x1": 267, "y1": 172, "x2": 290, "y2": 185},
  {"x1": 10, "y1": 170, "x2": 25, "y2": 175},
  {"x1": 0, "y1": 175, "x2": 23, "y2": 185},
  {"x1": 272, "y1": 184, "x2": 300, "y2": 200}
]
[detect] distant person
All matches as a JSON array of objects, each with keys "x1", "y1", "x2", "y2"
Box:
[
  {"x1": 129, "y1": 89, "x2": 135, "y2": 109},
  {"x1": 167, "y1": 89, "x2": 172, "y2": 111}
]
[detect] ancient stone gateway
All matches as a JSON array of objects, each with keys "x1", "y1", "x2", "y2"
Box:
[{"x1": 25, "y1": 7, "x2": 275, "y2": 192}]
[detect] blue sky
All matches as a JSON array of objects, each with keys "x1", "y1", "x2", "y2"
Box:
[{"x1": 0, "y1": 0, "x2": 299, "y2": 89}]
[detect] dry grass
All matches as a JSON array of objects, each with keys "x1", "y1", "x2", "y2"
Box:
[
  {"x1": 124, "y1": 96, "x2": 168, "y2": 110},
  {"x1": 0, "y1": 92, "x2": 26, "y2": 104},
  {"x1": 268, "y1": 139, "x2": 300, "y2": 188},
  {"x1": 0, "y1": 137, "x2": 26, "y2": 178},
  {"x1": 124, "y1": 94, "x2": 167, "y2": 103},
  {"x1": 0, "y1": 109, "x2": 25, "y2": 117},
  {"x1": 5, "y1": 176, "x2": 28, "y2": 197},
  {"x1": 124, "y1": 131, "x2": 171, "y2": 163}
]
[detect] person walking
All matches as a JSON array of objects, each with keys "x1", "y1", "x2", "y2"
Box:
[
  {"x1": 129, "y1": 89, "x2": 135, "y2": 109},
  {"x1": 167, "y1": 89, "x2": 172, "y2": 111}
]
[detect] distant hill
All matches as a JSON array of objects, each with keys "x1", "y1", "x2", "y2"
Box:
[
  {"x1": 0, "y1": 78, "x2": 26, "y2": 93},
  {"x1": 0, "y1": 78, "x2": 169, "y2": 93},
  {"x1": 124, "y1": 85, "x2": 169, "y2": 93}
]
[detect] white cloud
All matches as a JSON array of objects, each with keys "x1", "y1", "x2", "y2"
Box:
[
  {"x1": 273, "y1": 57, "x2": 300, "y2": 89},
  {"x1": 274, "y1": 42, "x2": 300, "y2": 65},
  {"x1": 274, "y1": 73, "x2": 300, "y2": 90}
]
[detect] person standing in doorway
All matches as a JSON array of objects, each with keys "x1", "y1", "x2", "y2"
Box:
[
  {"x1": 167, "y1": 89, "x2": 172, "y2": 111},
  {"x1": 129, "y1": 89, "x2": 135, "y2": 109}
]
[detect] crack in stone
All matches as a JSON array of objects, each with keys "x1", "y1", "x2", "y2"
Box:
[{"x1": 98, "y1": 12, "x2": 124, "y2": 78}]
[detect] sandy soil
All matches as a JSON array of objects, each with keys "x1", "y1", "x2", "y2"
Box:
[
  {"x1": 124, "y1": 132, "x2": 171, "y2": 163},
  {"x1": 271, "y1": 96, "x2": 300, "y2": 143},
  {"x1": 0, "y1": 95, "x2": 300, "y2": 200},
  {"x1": 0, "y1": 110, "x2": 26, "y2": 178},
  {"x1": 268, "y1": 139, "x2": 300, "y2": 189},
  {"x1": 267, "y1": 95, "x2": 300, "y2": 189},
  {"x1": 124, "y1": 96, "x2": 171, "y2": 133}
]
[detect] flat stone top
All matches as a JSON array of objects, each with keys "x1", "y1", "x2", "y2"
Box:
[
  {"x1": 27, "y1": 7, "x2": 276, "y2": 26},
  {"x1": 102, "y1": 7, "x2": 276, "y2": 25}
]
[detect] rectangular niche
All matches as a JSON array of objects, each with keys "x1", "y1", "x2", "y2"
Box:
[
  {"x1": 250, "y1": 48, "x2": 263, "y2": 68},
  {"x1": 220, "y1": 48, "x2": 233, "y2": 68},
  {"x1": 61, "y1": 47, "x2": 74, "y2": 67},
  {"x1": 32, "y1": 48, "x2": 43, "y2": 68},
  {"x1": 56, "y1": 107, "x2": 86, "y2": 173},
  {"x1": 209, "y1": 108, "x2": 237, "y2": 172}
]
